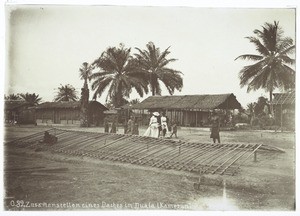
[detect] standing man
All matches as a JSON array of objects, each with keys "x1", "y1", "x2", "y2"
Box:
[
  {"x1": 127, "y1": 116, "x2": 134, "y2": 135},
  {"x1": 104, "y1": 119, "x2": 109, "y2": 133},
  {"x1": 210, "y1": 111, "x2": 221, "y2": 143},
  {"x1": 170, "y1": 121, "x2": 178, "y2": 138}
]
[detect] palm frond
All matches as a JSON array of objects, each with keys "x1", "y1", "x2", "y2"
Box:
[
  {"x1": 235, "y1": 54, "x2": 263, "y2": 61},
  {"x1": 245, "y1": 36, "x2": 269, "y2": 56}
]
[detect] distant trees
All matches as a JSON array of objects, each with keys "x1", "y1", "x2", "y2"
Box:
[
  {"x1": 20, "y1": 93, "x2": 42, "y2": 105},
  {"x1": 236, "y1": 21, "x2": 295, "y2": 113},
  {"x1": 4, "y1": 94, "x2": 21, "y2": 100},
  {"x1": 54, "y1": 84, "x2": 78, "y2": 102},
  {"x1": 5, "y1": 93, "x2": 42, "y2": 105},
  {"x1": 246, "y1": 96, "x2": 274, "y2": 128}
]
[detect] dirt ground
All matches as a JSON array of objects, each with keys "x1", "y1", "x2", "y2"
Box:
[{"x1": 3, "y1": 125, "x2": 295, "y2": 211}]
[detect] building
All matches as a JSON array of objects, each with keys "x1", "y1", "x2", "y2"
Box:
[
  {"x1": 35, "y1": 101, "x2": 108, "y2": 126},
  {"x1": 271, "y1": 92, "x2": 295, "y2": 130},
  {"x1": 130, "y1": 93, "x2": 241, "y2": 127},
  {"x1": 4, "y1": 100, "x2": 35, "y2": 124}
]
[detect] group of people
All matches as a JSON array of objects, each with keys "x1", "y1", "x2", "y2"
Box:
[
  {"x1": 143, "y1": 110, "x2": 220, "y2": 143},
  {"x1": 143, "y1": 111, "x2": 177, "y2": 138},
  {"x1": 103, "y1": 110, "x2": 221, "y2": 143}
]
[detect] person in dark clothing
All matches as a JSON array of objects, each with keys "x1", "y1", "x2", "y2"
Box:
[
  {"x1": 104, "y1": 119, "x2": 109, "y2": 133},
  {"x1": 170, "y1": 121, "x2": 178, "y2": 138},
  {"x1": 43, "y1": 131, "x2": 58, "y2": 145},
  {"x1": 110, "y1": 121, "x2": 116, "y2": 133},
  {"x1": 210, "y1": 111, "x2": 220, "y2": 143},
  {"x1": 126, "y1": 116, "x2": 134, "y2": 134}
]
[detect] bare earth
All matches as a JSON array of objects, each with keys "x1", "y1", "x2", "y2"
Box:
[{"x1": 3, "y1": 125, "x2": 295, "y2": 211}]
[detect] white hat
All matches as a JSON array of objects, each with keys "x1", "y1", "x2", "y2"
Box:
[{"x1": 153, "y1": 112, "x2": 160, "y2": 116}]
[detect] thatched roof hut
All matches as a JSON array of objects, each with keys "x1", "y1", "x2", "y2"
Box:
[
  {"x1": 35, "y1": 101, "x2": 108, "y2": 126},
  {"x1": 271, "y1": 92, "x2": 295, "y2": 130},
  {"x1": 271, "y1": 92, "x2": 295, "y2": 105},
  {"x1": 128, "y1": 93, "x2": 241, "y2": 127},
  {"x1": 131, "y1": 93, "x2": 241, "y2": 110}
]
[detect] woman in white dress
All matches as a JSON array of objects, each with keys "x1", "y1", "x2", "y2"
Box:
[{"x1": 143, "y1": 112, "x2": 160, "y2": 138}]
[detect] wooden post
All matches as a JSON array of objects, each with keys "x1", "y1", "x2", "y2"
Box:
[{"x1": 253, "y1": 146, "x2": 257, "y2": 162}]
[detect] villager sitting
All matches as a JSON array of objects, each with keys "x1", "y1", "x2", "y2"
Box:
[{"x1": 43, "y1": 131, "x2": 58, "y2": 145}]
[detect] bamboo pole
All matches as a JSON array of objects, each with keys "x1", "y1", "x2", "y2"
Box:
[
  {"x1": 219, "y1": 144, "x2": 256, "y2": 175},
  {"x1": 231, "y1": 144, "x2": 262, "y2": 175},
  {"x1": 211, "y1": 144, "x2": 250, "y2": 174}
]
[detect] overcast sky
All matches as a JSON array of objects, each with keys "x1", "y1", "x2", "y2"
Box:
[{"x1": 5, "y1": 5, "x2": 296, "y2": 107}]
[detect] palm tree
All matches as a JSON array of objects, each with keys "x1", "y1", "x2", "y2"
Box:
[
  {"x1": 134, "y1": 42, "x2": 183, "y2": 96},
  {"x1": 79, "y1": 62, "x2": 92, "y2": 127},
  {"x1": 20, "y1": 93, "x2": 42, "y2": 105},
  {"x1": 247, "y1": 102, "x2": 256, "y2": 125},
  {"x1": 235, "y1": 21, "x2": 295, "y2": 113},
  {"x1": 54, "y1": 84, "x2": 78, "y2": 102},
  {"x1": 90, "y1": 44, "x2": 148, "y2": 108},
  {"x1": 129, "y1": 98, "x2": 140, "y2": 105},
  {"x1": 4, "y1": 94, "x2": 21, "y2": 100},
  {"x1": 79, "y1": 62, "x2": 93, "y2": 90}
]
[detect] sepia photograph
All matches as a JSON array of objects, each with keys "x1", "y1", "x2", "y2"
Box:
[{"x1": 2, "y1": 0, "x2": 297, "y2": 214}]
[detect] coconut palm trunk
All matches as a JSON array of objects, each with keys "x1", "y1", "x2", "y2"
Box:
[
  {"x1": 80, "y1": 78, "x2": 89, "y2": 127},
  {"x1": 79, "y1": 62, "x2": 92, "y2": 127}
]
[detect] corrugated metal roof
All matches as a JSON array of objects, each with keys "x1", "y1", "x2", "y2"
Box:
[
  {"x1": 131, "y1": 93, "x2": 241, "y2": 110},
  {"x1": 272, "y1": 92, "x2": 295, "y2": 105}
]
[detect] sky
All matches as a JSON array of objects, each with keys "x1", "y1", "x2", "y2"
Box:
[{"x1": 4, "y1": 3, "x2": 296, "y2": 108}]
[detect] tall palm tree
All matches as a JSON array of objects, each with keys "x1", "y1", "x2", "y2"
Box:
[
  {"x1": 20, "y1": 93, "x2": 42, "y2": 105},
  {"x1": 134, "y1": 42, "x2": 183, "y2": 96},
  {"x1": 79, "y1": 62, "x2": 93, "y2": 90},
  {"x1": 90, "y1": 44, "x2": 148, "y2": 108},
  {"x1": 235, "y1": 21, "x2": 295, "y2": 113},
  {"x1": 54, "y1": 84, "x2": 78, "y2": 102},
  {"x1": 79, "y1": 62, "x2": 92, "y2": 127}
]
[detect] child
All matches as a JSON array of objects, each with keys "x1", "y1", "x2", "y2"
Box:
[{"x1": 170, "y1": 122, "x2": 178, "y2": 138}]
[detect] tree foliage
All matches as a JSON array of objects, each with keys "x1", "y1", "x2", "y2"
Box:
[
  {"x1": 235, "y1": 21, "x2": 295, "y2": 104},
  {"x1": 134, "y1": 42, "x2": 183, "y2": 96},
  {"x1": 54, "y1": 84, "x2": 78, "y2": 102},
  {"x1": 4, "y1": 94, "x2": 21, "y2": 100},
  {"x1": 19, "y1": 93, "x2": 42, "y2": 105},
  {"x1": 90, "y1": 44, "x2": 148, "y2": 108}
]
